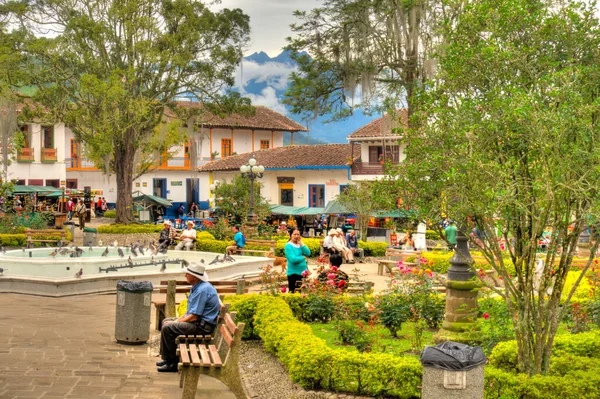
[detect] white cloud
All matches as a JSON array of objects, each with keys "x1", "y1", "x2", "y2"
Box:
[
  {"x1": 243, "y1": 86, "x2": 287, "y2": 115},
  {"x1": 236, "y1": 60, "x2": 297, "y2": 91}
]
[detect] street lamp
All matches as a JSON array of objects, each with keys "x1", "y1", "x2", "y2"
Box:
[{"x1": 239, "y1": 154, "x2": 264, "y2": 222}]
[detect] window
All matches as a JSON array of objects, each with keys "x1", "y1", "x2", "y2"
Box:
[
  {"x1": 66, "y1": 179, "x2": 78, "y2": 189},
  {"x1": 42, "y1": 126, "x2": 54, "y2": 149},
  {"x1": 260, "y1": 140, "x2": 270, "y2": 150},
  {"x1": 28, "y1": 179, "x2": 43, "y2": 186},
  {"x1": 280, "y1": 184, "x2": 294, "y2": 206},
  {"x1": 20, "y1": 125, "x2": 30, "y2": 148},
  {"x1": 16, "y1": 179, "x2": 25, "y2": 186},
  {"x1": 46, "y1": 179, "x2": 60, "y2": 188},
  {"x1": 308, "y1": 184, "x2": 325, "y2": 207},
  {"x1": 221, "y1": 139, "x2": 232, "y2": 157}
]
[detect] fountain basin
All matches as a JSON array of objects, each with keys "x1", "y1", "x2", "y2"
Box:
[{"x1": 0, "y1": 247, "x2": 270, "y2": 297}]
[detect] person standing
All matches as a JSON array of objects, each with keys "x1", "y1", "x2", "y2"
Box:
[
  {"x1": 75, "y1": 199, "x2": 86, "y2": 230},
  {"x1": 226, "y1": 225, "x2": 245, "y2": 255},
  {"x1": 66, "y1": 198, "x2": 75, "y2": 220},
  {"x1": 284, "y1": 229, "x2": 311, "y2": 293},
  {"x1": 445, "y1": 221, "x2": 458, "y2": 250},
  {"x1": 157, "y1": 263, "x2": 220, "y2": 372}
]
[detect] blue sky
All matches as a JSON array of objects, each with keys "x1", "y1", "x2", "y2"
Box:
[{"x1": 215, "y1": 0, "x2": 319, "y2": 57}]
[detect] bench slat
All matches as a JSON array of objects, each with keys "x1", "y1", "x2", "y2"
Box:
[
  {"x1": 220, "y1": 324, "x2": 233, "y2": 347},
  {"x1": 208, "y1": 344, "x2": 223, "y2": 367},
  {"x1": 179, "y1": 343, "x2": 191, "y2": 365},
  {"x1": 188, "y1": 343, "x2": 202, "y2": 366},
  {"x1": 224, "y1": 313, "x2": 237, "y2": 336},
  {"x1": 198, "y1": 345, "x2": 211, "y2": 367}
]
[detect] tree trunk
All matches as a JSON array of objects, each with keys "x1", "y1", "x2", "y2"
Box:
[{"x1": 114, "y1": 141, "x2": 136, "y2": 224}]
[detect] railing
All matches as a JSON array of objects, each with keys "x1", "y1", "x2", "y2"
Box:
[
  {"x1": 351, "y1": 162, "x2": 385, "y2": 175},
  {"x1": 41, "y1": 148, "x2": 57, "y2": 163},
  {"x1": 65, "y1": 157, "x2": 98, "y2": 170},
  {"x1": 156, "y1": 156, "x2": 213, "y2": 170},
  {"x1": 17, "y1": 147, "x2": 34, "y2": 162}
]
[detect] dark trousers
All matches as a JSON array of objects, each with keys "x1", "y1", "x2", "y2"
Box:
[
  {"x1": 288, "y1": 274, "x2": 303, "y2": 293},
  {"x1": 159, "y1": 318, "x2": 214, "y2": 363}
]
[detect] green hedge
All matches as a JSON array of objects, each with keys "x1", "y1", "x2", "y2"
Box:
[
  {"x1": 358, "y1": 241, "x2": 387, "y2": 256},
  {"x1": 97, "y1": 224, "x2": 163, "y2": 234},
  {"x1": 196, "y1": 231, "x2": 215, "y2": 240},
  {"x1": 103, "y1": 210, "x2": 116, "y2": 218},
  {"x1": 0, "y1": 234, "x2": 27, "y2": 247},
  {"x1": 196, "y1": 239, "x2": 228, "y2": 253}
]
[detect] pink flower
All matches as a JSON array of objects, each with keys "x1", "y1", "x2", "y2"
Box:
[
  {"x1": 419, "y1": 257, "x2": 427, "y2": 265},
  {"x1": 397, "y1": 260, "x2": 404, "y2": 267},
  {"x1": 483, "y1": 313, "x2": 489, "y2": 320},
  {"x1": 327, "y1": 280, "x2": 335, "y2": 286},
  {"x1": 500, "y1": 244, "x2": 505, "y2": 251},
  {"x1": 281, "y1": 287, "x2": 287, "y2": 293},
  {"x1": 327, "y1": 273, "x2": 336, "y2": 279},
  {"x1": 331, "y1": 266, "x2": 339, "y2": 272},
  {"x1": 301, "y1": 270, "x2": 309, "y2": 277}
]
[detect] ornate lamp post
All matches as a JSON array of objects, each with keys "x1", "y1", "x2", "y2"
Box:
[{"x1": 239, "y1": 155, "x2": 264, "y2": 222}]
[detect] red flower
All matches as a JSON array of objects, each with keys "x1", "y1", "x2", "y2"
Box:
[
  {"x1": 337, "y1": 280, "x2": 346, "y2": 288},
  {"x1": 281, "y1": 286, "x2": 287, "y2": 293},
  {"x1": 483, "y1": 313, "x2": 490, "y2": 320}
]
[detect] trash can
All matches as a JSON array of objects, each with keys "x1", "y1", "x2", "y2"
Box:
[
  {"x1": 83, "y1": 227, "x2": 98, "y2": 246},
  {"x1": 115, "y1": 280, "x2": 153, "y2": 345},
  {"x1": 420, "y1": 341, "x2": 487, "y2": 399}
]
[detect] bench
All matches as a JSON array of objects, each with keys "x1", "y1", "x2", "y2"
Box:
[
  {"x1": 377, "y1": 248, "x2": 421, "y2": 275},
  {"x1": 152, "y1": 279, "x2": 248, "y2": 331},
  {"x1": 235, "y1": 239, "x2": 276, "y2": 256},
  {"x1": 346, "y1": 281, "x2": 374, "y2": 295},
  {"x1": 25, "y1": 228, "x2": 67, "y2": 248},
  {"x1": 176, "y1": 311, "x2": 246, "y2": 399}
]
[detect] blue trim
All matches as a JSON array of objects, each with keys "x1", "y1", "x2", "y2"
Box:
[
  {"x1": 267, "y1": 166, "x2": 350, "y2": 171},
  {"x1": 308, "y1": 184, "x2": 325, "y2": 208}
]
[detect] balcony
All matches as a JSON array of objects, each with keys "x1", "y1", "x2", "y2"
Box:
[
  {"x1": 350, "y1": 162, "x2": 385, "y2": 175},
  {"x1": 156, "y1": 156, "x2": 212, "y2": 170},
  {"x1": 17, "y1": 147, "x2": 34, "y2": 162},
  {"x1": 66, "y1": 157, "x2": 98, "y2": 170},
  {"x1": 41, "y1": 148, "x2": 57, "y2": 163}
]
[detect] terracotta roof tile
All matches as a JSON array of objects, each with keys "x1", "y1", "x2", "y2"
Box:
[
  {"x1": 198, "y1": 144, "x2": 360, "y2": 172},
  {"x1": 348, "y1": 109, "x2": 408, "y2": 139},
  {"x1": 168, "y1": 102, "x2": 307, "y2": 132}
]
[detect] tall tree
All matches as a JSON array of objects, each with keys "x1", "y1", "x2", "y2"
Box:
[
  {"x1": 212, "y1": 175, "x2": 270, "y2": 224},
  {"x1": 284, "y1": 0, "x2": 455, "y2": 123},
  {"x1": 402, "y1": 0, "x2": 600, "y2": 375},
  {"x1": 5, "y1": 0, "x2": 250, "y2": 223}
]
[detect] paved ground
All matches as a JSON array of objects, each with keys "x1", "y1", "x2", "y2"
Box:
[{"x1": 0, "y1": 260, "x2": 390, "y2": 399}]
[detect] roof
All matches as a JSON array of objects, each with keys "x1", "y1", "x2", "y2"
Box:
[
  {"x1": 11, "y1": 185, "x2": 63, "y2": 195},
  {"x1": 269, "y1": 204, "x2": 324, "y2": 215},
  {"x1": 347, "y1": 109, "x2": 408, "y2": 140},
  {"x1": 132, "y1": 193, "x2": 173, "y2": 208},
  {"x1": 167, "y1": 102, "x2": 307, "y2": 132},
  {"x1": 198, "y1": 144, "x2": 360, "y2": 172}
]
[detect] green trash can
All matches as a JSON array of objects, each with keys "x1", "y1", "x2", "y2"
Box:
[
  {"x1": 83, "y1": 227, "x2": 98, "y2": 246},
  {"x1": 115, "y1": 280, "x2": 153, "y2": 345}
]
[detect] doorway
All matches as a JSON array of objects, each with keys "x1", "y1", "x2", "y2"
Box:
[{"x1": 153, "y1": 178, "x2": 167, "y2": 198}]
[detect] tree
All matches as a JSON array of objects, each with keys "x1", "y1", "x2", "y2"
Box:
[
  {"x1": 5, "y1": 0, "x2": 250, "y2": 223},
  {"x1": 284, "y1": 0, "x2": 455, "y2": 123},
  {"x1": 212, "y1": 175, "x2": 270, "y2": 224},
  {"x1": 401, "y1": 0, "x2": 600, "y2": 375}
]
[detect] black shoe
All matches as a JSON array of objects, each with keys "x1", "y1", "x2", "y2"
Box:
[
  {"x1": 157, "y1": 363, "x2": 178, "y2": 372},
  {"x1": 156, "y1": 359, "x2": 168, "y2": 367}
]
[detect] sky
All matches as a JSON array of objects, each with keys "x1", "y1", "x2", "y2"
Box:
[{"x1": 214, "y1": 0, "x2": 320, "y2": 57}]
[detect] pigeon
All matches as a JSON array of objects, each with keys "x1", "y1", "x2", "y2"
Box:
[
  {"x1": 209, "y1": 255, "x2": 220, "y2": 265},
  {"x1": 101, "y1": 247, "x2": 109, "y2": 257},
  {"x1": 75, "y1": 247, "x2": 84, "y2": 257},
  {"x1": 151, "y1": 256, "x2": 156, "y2": 264},
  {"x1": 22, "y1": 247, "x2": 26, "y2": 252},
  {"x1": 160, "y1": 263, "x2": 166, "y2": 273},
  {"x1": 0, "y1": 268, "x2": 4, "y2": 276},
  {"x1": 200, "y1": 259, "x2": 205, "y2": 265},
  {"x1": 49, "y1": 249, "x2": 58, "y2": 257},
  {"x1": 117, "y1": 247, "x2": 124, "y2": 258},
  {"x1": 128, "y1": 256, "x2": 133, "y2": 267},
  {"x1": 74, "y1": 268, "x2": 83, "y2": 278},
  {"x1": 88, "y1": 245, "x2": 93, "y2": 252},
  {"x1": 131, "y1": 247, "x2": 138, "y2": 257},
  {"x1": 86, "y1": 240, "x2": 92, "y2": 247},
  {"x1": 138, "y1": 246, "x2": 145, "y2": 256},
  {"x1": 181, "y1": 260, "x2": 189, "y2": 268}
]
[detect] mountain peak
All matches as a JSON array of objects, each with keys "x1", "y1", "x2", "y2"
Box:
[{"x1": 245, "y1": 51, "x2": 271, "y2": 64}]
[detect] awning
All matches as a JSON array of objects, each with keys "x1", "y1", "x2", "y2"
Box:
[
  {"x1": 11, "y1": 185, "x2": 63, "y2": 195},
  {"x1": 132, "y1": 192, "x2": 173, "y2": 208},
  {"x1": 374, "y1": 209, "x2": 416, "y2": 218},
  {"x1": 322, "y1": 200, "x2": 414, "y2": 218},
  {"x1": 269, "y1": 204, "x2": 324, "y2": 215},
  {"x1": 323, "y1": 200, "x2": 352, "y2": 214}
]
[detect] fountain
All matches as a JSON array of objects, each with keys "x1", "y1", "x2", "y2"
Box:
[{"x1": 0, "y1": 246, "x2": 270, "y2": 297}]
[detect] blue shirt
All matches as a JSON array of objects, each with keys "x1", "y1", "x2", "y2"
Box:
[
  {"x1": 233, "y1": 231, "x2": 244, "y2": 248},
  {"x1": 186, "y1": 281, "x2": 220, "y2": 324},
  {"x1": 284, "y1": 241, "x2": 311, "y2": 276}
]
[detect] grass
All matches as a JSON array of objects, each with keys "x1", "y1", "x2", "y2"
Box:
[{"x1": 310, "y1": 321, "x2": 437, "y2": 357}]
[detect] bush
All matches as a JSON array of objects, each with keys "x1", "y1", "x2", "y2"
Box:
[
  {"x1": 196, "y1": 239, "x2": 228, "y2": 254},
  {"x1": 425, "y1": 230, "x2": 441, "y2": 240},
  {"x1": 375, "y1": 293, "x2": 411, "y2": 338},
  {"x1": 419, "y1": 251, "x2": 454, "y2": 273},
  {"x1": 335, "y1": 320, "x2": 374, "y2": 352},
  {"x1": 97, "y1": 224, "x2": 163, "y2": 234},
  {"x1": 0, "y1": 233, "x2": 26, "y2": 247},
  {"x1": 358, "y1": 241, "x2": 387, "y2": 257},
  {"x1": 274, "y1": 238, "x2": 321, "y2": 257},
  {"x1": 103, "y1": 210, "x2": 116, "y2": 218},
  {"x1": 223, "y1": 294, "x2": 263, "y2": 339},
  {"x1": 196, "y1": 231, "x2": 215, "y2": 240}
]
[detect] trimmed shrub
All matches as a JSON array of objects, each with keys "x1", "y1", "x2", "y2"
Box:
[
  {"x1": 274, "y1": 238, "x2": 322, "y2": 257},
  {"x1": 358, "y1": 241, "x2": 387, "y2": 257},
  {"x1": 97, "y1": 224, "x2": 163, "y2": 234},
  {"x1": 103, "y1": 210, "x2": 116, "y2": 218},
  {"x1": 0, "y1": 233, "x2": 27, "y2": 247},
  {"x1": 196, "y1": 239, "x2": 228, "y2": 254},
  {"x1": 196, "y1": 231, "x2": 215, "y2": 240},
  {"x1": 425, "y1": 230, "x2": 441, "y2": 240},
  {"x1": 419, "y1": 251, "x2": 454, "y2": 273}
]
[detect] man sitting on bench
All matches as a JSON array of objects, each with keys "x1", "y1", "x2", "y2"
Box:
[
  {"x1": 225, "y1": 225, "x2": 245, "y2": 255},
  {"x1": 156, "y1": 263, "x2": 220, "y2": 372},
  {"x1": 175, "y1": 220, "x2": 197, "y2": 251}
]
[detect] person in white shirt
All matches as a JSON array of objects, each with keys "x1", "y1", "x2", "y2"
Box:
[{"x1": 175, "y1": 221, "x2": 197, "y2": 251}]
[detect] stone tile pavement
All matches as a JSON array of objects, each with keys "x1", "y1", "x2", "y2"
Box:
[{"x1": 0, "y1": 293, "x2": 235, "y2": 399}]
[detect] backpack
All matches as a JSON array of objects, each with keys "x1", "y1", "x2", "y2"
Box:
[{"x1": 241, "y1": 234, "x2": 246, "y2": 246}]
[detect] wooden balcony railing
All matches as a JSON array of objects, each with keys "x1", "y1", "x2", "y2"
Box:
[
  {"x1": 17, "y1": 147, "x2": 34, "y2": 162},
  {"x1": 350, "y1": 162, "x2": 385, "y2": 175},
  {"x1": 41, "y1": 148, "x2": 57, "y2": 163},
  {"x1": 66, "y1": 157, "x2": 98, "y2": 170}
]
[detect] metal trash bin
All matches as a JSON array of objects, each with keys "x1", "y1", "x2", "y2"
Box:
[
  {"x1": 420, "y1": 341, "x2": 487, "y2": 399},
  {"x1": 83, "y1": 227, "x2": 98, "y2": 246},
  {"x1": 115, "y1": 280, "x2": 153, "y2": 345}
]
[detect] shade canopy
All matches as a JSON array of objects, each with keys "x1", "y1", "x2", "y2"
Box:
[
  {"x1": 11, "y1": 185, "x2": 63, "y2": 195},
  {"x1": 322, "y1": 200, "x2": 414, "y2": 218},
  {"x1": 323, "y1": 200, "x2": 352, "y2": 214},
  {"x1": 269, "y1": 204, "x2": 324, "y2": 215},
  {"x1": 132, "y1": 192, "x2": 173, "y2": 208}
]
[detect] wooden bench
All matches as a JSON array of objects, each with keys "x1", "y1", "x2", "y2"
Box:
[
  {"x1": 347, "y1": 281, "x2": 374, "y2": 295},
  {"x1": 152, "y1": 279, "x2": 248, "y2": 331},
  {"x1": 25, "y1": 228, "x2": 67, "y2": 248},
  {"x1": 176, "y1": 311, "x2": 246, "y2": 399},
  {"x1": 377, "y1": 248, "x2": 421, "y2": 275},
  {"x1": 235, "y1": 239, "x2": 276, "y2": 256}
]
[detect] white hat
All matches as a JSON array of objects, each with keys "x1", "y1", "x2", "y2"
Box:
[
  {"x1": 336, "y1": 228, "x2": 343, "y2": 233},
  {"x1": 163, "y1": 220, "x2": 171, "y2": 226},
  {"x1": 186, "y1": 220, "x2": 194, "y2": 226},
  {"x1": 186, "y1": 262, "x2": 209, "y2": 282},
  {"x1": 328, "y1": 229, "x2": 337, "y2": 236}
]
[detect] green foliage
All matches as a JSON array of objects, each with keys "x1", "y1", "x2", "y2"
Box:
[
  {"x1": 0, "y1": 212, "x2": 53, "y2": 232},
  {"x1": 212, "y1": 176, "x2": 270, "y2": 224},
  {"x1": 195, "y1": 231, "x2": 215, "y2": 240},
  {"x1": 375, "y1": 293, "x2": 411, "y2": 338},
  {"x1": 196, "y1": 239, "x2": 228, "y2": 254},
  {"x1": 357, "y1": 241, "x2": 387, "y2": 257},
  {"x1": 102, "y1": 210, "x2": 116, "y2": 218},
  {"x1": 477, "y1": 294, "x2": 514, "y2": 354},
  {"x1": 304, "y1": 295, "x2": 336, "y2": 322},
  {"x1": 223, "y1": 294, "x2": 263, "y2": 340},
  {"x1": 205, "y1": 218, "x2": 232, "y2": 241},
  {"x1": 333, "y1": 295, "x2": 373, "y2": 322},
  {"x1": 334, "y1": 320, "x2": 374, "y2": 352},
  {"x1": 419, "y1": 251, "x2": 453, "y2": 273},
  {"x1": 97, "y1": 224, "x2": 162, "y2": 234},
  {"x1": 414, "y1": 294, "x2": 445, "y2": 329},
  {"x1": 425, "y1": 230, "x2": 441, "y2": 240},
  {"x1": 0, "y1": 233, "x2": 26, "y2": 246}
]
